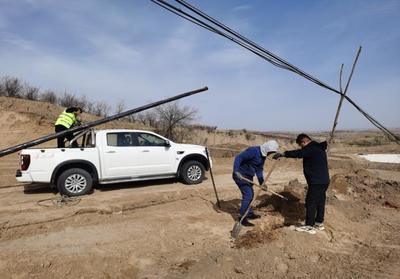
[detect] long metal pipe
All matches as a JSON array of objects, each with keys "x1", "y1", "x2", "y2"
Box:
[{"x1": 0, "y1": 86, "x2": 208, "y2": 158}]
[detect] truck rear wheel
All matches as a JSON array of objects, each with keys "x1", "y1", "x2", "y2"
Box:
[
  {"x1": 180, "y1": 160, "x2": 205, "y2": 185},
  {"x1": 57, "y1": 168, "x2": 93, "y2": 196}
]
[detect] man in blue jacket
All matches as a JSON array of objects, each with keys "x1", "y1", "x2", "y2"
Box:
[
  {"x1": 274, "y1": 133, "x2": 329, "y2": 234},
  {"x1": 233, "y1": 140, "x2": 279, "y2": 226}
]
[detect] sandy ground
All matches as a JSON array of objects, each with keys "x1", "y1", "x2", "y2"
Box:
[
  {"x1": 0, "y1": 155, "x2": 399, "y2": 279},
  {"x1": 0, "y1": 97, "x2": 400, "y2": 278}
]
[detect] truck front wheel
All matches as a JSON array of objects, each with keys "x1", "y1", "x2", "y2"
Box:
[
  {"x1": 180, "y1": 160, "x2": 205, "y2": 185},
  {"x1": 57, "y1": 168, "x2": 93, "y2": 196}
]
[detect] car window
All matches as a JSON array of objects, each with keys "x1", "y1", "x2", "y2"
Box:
[
  {"x1": 107, "y1": 132, "x2": 136, "y2": 147},
  {"x1": 137, "y1": 133, "x2": 167, "y2": 146},
  {"x1": 85, "y1": 132, "x2": 95, "y2": 147},
  {"x1": 107, "y1": 132, "x2": 166, "y2": 147}
]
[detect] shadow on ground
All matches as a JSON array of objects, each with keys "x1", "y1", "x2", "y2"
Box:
[
  {"x1": 96, "y1": 178, "x2": 180, "y2": 192},
  {"x1": 214, "y1": 191, "x2": 305, "y2": 225},
  {"x1": 22, "y1": 177, "x2": 208, "y2": 195},
  {"x1": 23, "y1": 183, "x2": 58, "y2": 195}
]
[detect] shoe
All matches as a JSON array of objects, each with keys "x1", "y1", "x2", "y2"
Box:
[
  {"x1": 247, "y1": 213, "x2": 261, "y2": 220},
  {"x1": 314, "y1": 222, "x2": 325, "y2": 231},
  {"x1": 295, "y1": 225, "x2": 316, "y2": 234},
  {"x1": 240, "y1": 219, "x2": 255, "y2": 227}
]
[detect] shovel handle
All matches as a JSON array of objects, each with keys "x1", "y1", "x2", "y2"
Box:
[{"x1": 238, "y1": 167, "x2": 288, "y2": 201}]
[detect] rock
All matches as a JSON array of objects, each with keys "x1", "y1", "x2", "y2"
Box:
[
  {"x1": 234, "y1": 267, "x2": 244, "y2": 274},
  {"x1": 289, "y1": 255, "x2": 296, "y2": 260},
  {"x1": 310, "y1": 255, "x2": 319, "y2": 263},
  {"x1": 355, "y1": 169, "x2": 371, "y2": 178},
  {"x1": 288, "y1": 225, "x2": 296, "y2": 231},
  {"x1": 275, "y1": 262, "x2": 288, "y2": 275},
  {"x1": 334, "y1": 193, "x2": 348, "y2": 201}
]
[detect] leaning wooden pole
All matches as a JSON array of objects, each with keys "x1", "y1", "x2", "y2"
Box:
[
  {"x1": 0, "y1": 86, "x2": 208, "y2": 158},
  {"x1": 328, "y1": 47, "x2": 362, "y2": 150},
  {"x1": 205, "y1": 147, "x2": 220, "y2": 208}
]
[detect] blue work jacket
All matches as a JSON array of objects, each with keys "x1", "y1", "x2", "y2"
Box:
[{"x1": 233, "y1": 146, "x2": 265, "y2": 185}]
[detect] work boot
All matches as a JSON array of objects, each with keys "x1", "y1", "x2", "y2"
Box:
[
  {"x1": 238, "y1": 218, "x2": 255, "y2": 227},
  {"x1": 247, "y1": 213, "x2": 261, "y2": 220}
]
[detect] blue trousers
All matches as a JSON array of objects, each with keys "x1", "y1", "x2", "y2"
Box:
[{"x1": 233, "y1": 175, "x2": 254, "y2": 217}]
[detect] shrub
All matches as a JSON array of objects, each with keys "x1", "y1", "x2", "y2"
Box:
[
  {"x1": 24, "y1": 84, "x2": 40, "y2": 100},
  {"x1": 40, "y1": 90, "x2": 58, "y2": 104},
  {"x1": 2, "y1": 76, "x2": 23, "y2": 97}
]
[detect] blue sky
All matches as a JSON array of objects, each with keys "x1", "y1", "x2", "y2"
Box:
[{"x1": 0, "y1": 0, "x2": 399, "y2": 131}]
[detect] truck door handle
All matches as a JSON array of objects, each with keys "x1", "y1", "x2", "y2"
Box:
[
  {"x1": 106, "y1": 151, "x2": 116, "y2": 153},
  {"x1": 142, "y1": 150, "x2": 150, "y2": 152}
]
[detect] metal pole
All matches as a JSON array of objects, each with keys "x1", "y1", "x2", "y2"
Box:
[
  {"x1": 328, "y1": 47, "x2": 362, "y2": 148},
  {"x1": 0, "y1": 86, "x2": 208, "y2": 158},
  {"x1": 205, "y1": 147, "x2": 220, "y2": 208}
]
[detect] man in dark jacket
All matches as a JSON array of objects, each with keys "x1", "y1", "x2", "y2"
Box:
[
  {"x1": 274, "y1": 133, "x2": 329, "y2": 234},
  {"x1": 233, "y1": 140, "x2": 279, "y2": 226}
]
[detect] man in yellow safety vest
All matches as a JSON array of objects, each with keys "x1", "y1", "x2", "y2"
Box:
[{"x1": 54, "y1": 107, "x2": 83, "y2": 148}]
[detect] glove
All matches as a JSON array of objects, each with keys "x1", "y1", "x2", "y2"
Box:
[
  {"x1": 273, "y1": 152, "x2": 284, "y2": 160},
  {"x1": 234, "y1": 171, "x2": 243, "y2": 180}
]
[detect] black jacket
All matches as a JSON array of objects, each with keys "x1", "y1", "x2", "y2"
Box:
[{"x1": 284, "y1": 141, "x2": 330, "y2": 185}]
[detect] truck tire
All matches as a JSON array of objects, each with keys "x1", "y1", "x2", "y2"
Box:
[
  {"x1": 57, "y1": 168, "x2": 93, "y2": 196},
  {"x1": 180, "y1": 160, "x2": 205, "y2": 185}
]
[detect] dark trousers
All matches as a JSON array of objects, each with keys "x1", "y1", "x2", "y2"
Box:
[
  {"x1": 305, "y1": 184, "x2": 329, "y2": 226},
  {"x1": 233, "y1": 174, "x2": 254, "y2": 217},
  {"x1": 55, "y1": 125, "x2": 76, "y2": 148}
]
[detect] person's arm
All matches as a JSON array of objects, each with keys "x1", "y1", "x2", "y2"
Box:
[
  {"x1": 255, "y1": 166, "x2": 264, "y2": 185},
  {"x1": 284, "y1": 147, "x2": 312, "y2": 158}
]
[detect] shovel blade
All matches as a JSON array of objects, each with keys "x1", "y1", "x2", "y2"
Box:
[{"x1": 231, "y1": 221, "x2": 242, "y2": 239}]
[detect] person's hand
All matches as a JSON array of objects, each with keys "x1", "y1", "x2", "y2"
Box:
[
  {"x1": 273, "y1": 152, "x2": 284, "y2": 160},
  {"x1": 234, "y1": 171, "x2": 243, "y2": 180},
  {"x1": 261, "y1": 184, "x2": 268, "y2": 192}
]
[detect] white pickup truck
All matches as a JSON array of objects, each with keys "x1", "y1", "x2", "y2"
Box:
[{"x1": 16, "y1": 129, "x2": 212, "y2": 196}]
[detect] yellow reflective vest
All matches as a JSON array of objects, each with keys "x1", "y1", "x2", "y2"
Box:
[{"x1": 55, "y1": 110, "x2": 76, "y2": 128}]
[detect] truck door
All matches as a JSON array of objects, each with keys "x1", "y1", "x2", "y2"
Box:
[
  {"x1": 135, "y1": 132, "x2": 175, "y2": 175},
  {"x1": 102, "y1": 132, "x2": 174, "y2": 179}
]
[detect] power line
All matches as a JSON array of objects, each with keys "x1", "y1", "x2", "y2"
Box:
[{"x1": 151, "y1": 0, "x2": 399, "y2": 143}]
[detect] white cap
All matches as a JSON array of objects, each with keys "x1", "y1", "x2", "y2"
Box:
[{"x1": 260, "y1": 140, "x2": 279, "y2": 157}]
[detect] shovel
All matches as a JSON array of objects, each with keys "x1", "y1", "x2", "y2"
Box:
[
  {"x1": 231, "y1": 160, "x2": 279, "y2": 239},
  {"x1": 237, "y1": 175, "x2": 288, "y2": 201}
]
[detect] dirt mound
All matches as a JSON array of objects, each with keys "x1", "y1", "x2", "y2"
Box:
[
  {"x1": 0, "y1": 96, "x2": 150, "y2": 149},
  {"x1": 256, "y1": 191, "x2": 305, "y2": 226},
  {"x1": 330, "y1": 169, "x2": 400, "y2": 208},
  {"x1": 235, "y1": 225, "x2": 281, "y2": 249},
  {"x1": 234, "y1": 186, "x2": 306, "y2": 249},
  {"x1": 234, "y1": 215, "x2": 283, "y2": 249}
]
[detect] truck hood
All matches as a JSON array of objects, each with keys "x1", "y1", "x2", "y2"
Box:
[{"x1": 175, "y1": 143, "x2": 207, "y2": 152}]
